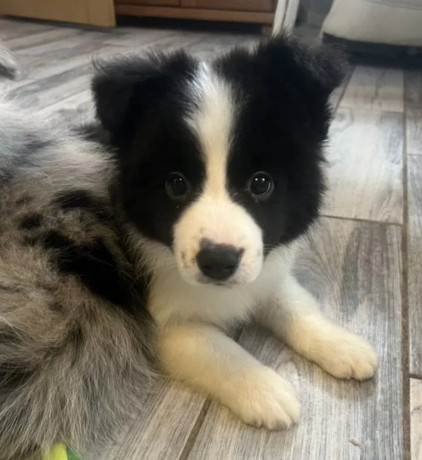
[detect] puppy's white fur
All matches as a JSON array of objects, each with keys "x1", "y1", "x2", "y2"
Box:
[
  {"x1": 149, "y1": 68, "x2": 379, "y2": 429},
  {"x1": 175, "y1": 63, "x2": 263, "y2": 286},
  {"x1": 154, "y1": 242, "x2": 378, "y2": 429}
]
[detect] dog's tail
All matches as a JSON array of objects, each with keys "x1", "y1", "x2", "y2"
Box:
[{"x1": 0, "y1": 43, "x2": 19, "y2": 80}]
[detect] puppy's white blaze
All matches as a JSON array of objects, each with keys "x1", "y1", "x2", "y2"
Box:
[
  {"x1": 186, "y1": 63, "x2": 234, "y2": 198},
  {"x1": 174, "y1": 64, "x2": 264, "y2": 285}
]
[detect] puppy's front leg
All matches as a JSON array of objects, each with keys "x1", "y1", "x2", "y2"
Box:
[
  {"x1": 258, "y1": 275, "x2": 378, "y2": 380},
  {"x1": 158, "y1": 323, "x2": 300, "y2": 429}
]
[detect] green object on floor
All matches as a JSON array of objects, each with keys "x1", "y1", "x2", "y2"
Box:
[{"x1": 41, "y1": 444, "x2": 82, "y2": 460}]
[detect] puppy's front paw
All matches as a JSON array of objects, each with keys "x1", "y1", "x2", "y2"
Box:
[
  {"x1": 314, "y1": 328, "x2": 379, "y2": 380},
  {"x1": 225, "y1": 367, "x2": 300, "y2": 430}
]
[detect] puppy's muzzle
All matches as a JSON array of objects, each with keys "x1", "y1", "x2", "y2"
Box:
[{"x1": 196, "y1": 239, "x2": 243, "y2": 281}]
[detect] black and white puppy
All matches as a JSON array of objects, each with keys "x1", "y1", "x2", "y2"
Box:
[
  {"x1": 95, "y1": 36, "x2": 378, "y2": 426},
  {"x1": 0, "y1": 36, "x2": 378, "y2": 459}
]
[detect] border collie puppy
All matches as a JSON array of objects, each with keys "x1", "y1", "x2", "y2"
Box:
[{"x1": 0, "y1": 36, "x2": 378, "y2": 459}]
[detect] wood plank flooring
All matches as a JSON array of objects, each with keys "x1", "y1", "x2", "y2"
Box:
[
  {"x1": 324, "y1": 108, "x2": 403, "y2": 223},
  {"x1": 340, "y1": 65, "x2": 404, "y2": 113},
  {"x1": 406, "y1": 70, "x2": 422, "y2": 156},
  {"x1": 408, "y1": 154, "x2": 422, "y2": 376},
  {"x1": 0, "y1": 17, "x2": 420, "y2": 460},
  {"x1": 405, "y1": 67, "x2": 422, "y2": 392},
  {"x1": 189, "y1": 219, "x2": 402, "y2": 460},
  {"x1": 411, "y1": 379, "x2": 422, "y2": 460}
]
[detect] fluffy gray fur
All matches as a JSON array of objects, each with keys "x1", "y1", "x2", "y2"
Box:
[
  {"x1": 0, "y1": 101, "x2": 154, "y2": 460},
  {"x1": 0, "y1": 43, "x2": 19, "y2": 80}
]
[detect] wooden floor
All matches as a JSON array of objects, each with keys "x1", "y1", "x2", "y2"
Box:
[{"x1": 1, "y1": 17, "x2": 421, "y2": 460}]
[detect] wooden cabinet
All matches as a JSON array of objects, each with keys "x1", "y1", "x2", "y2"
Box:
[
  {"x1": 0, "y1": 0, "x2": 277, "y2": 27},
  {"x1": 121, "y1": 0, "x2": 180, "y2": 6},
  {"x1": 0, "y1": 0, "x2": 115, "y2": 26},
  {"x1": 114, "y1": 0, "x2": 276, "y2": 24},
  {"x1": 181, "y1": 0, "x2": 274, "y2": 12}
]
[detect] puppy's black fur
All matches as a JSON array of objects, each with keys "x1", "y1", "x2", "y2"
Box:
[{"x1": 93, "y1": 36, "x2": 343, "y2": 250}]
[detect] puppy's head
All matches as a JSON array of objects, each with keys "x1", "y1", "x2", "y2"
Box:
[{"x1": 93, "y1": 36, "x2": 343, "y2": 286}]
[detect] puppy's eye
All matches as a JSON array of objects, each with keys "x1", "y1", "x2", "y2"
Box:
[
  {"x1": 248, "y1": 172, "x2": 273, "y2": 199},
  {"x1": 166, "y1": 173, "x2": 190, "y2": 200}
]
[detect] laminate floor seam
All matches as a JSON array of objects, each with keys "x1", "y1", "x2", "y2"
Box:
[{"x1": 401, "y1": 95, "x2": 411, "y2": 460}]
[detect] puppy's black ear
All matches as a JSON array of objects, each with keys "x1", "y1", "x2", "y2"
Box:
[
  {"x1": 92, "y1": 52, "x2": 196, "y2": 140},
  {"x1": 92, "y1": 57, "x2": 159, "y2": 136},
  {"x1": 258, "y1": 34, "x2": 345, "y2": 98}
]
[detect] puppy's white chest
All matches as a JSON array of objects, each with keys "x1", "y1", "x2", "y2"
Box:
[
  {"x1": 147, "y1": 244, "x2": 297, "y2": 328},
  {"x1": 148, "y1": 272, "x2": 255, "y2": 327}
]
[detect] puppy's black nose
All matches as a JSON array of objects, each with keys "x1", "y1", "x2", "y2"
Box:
[{"x1": 196, "y1": 240, "x2": 242, "y2": 281}]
